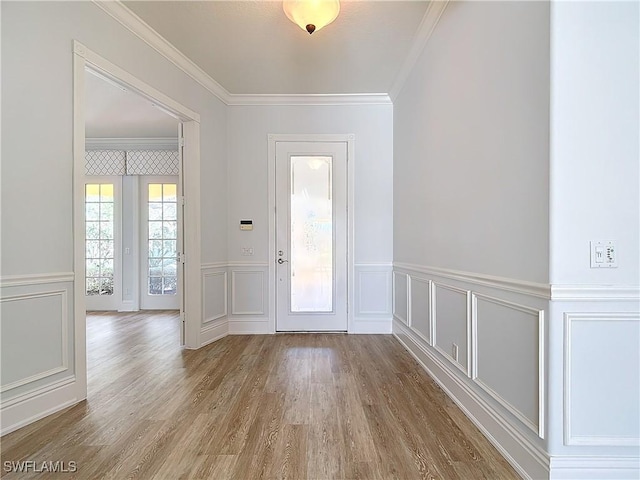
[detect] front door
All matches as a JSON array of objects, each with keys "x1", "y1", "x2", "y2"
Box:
[{"x1": 275, "y1": 141, "x2": 348, "y2": 331}]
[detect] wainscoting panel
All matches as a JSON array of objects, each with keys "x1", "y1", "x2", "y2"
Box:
[
  {"x1": 392, "y1": 271, "x2": 408, "y2": 325},
  {"x1": 229, "y1": 264, "x2": 270, "y2": 334},
  {"x1": 410, "y1": 277, "x2": 432, "y2": 344},
  {"x1": 564, "y1": 313, "x2": 640, "y2": 446},
  {"x1": 433, "y1": 282, "x2": 470, "y2": 375},
  {"x1": 1, "y1": 291, "x2": 69, "y2": 392},
  {"x1": 0, "y1": 275, "x2": 77, "y2": 435},
  {"x1": 202, "y1": 271, "x2": 227, "y2": 324},
  {"x1": 231, "y1": 270, "x2": 265, "y2": 315},
  {"x1": 356, "y1": 266, "x2": 392, "y2": 317},
  {"x1": 473, "y1": 294, "x2": 544, "y2": 438}
]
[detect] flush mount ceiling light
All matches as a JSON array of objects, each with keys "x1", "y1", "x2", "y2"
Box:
[{"x1": 283, "y1": 0, "x2": 340, "y2": 34}]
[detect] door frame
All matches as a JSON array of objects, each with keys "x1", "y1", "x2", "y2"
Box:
[
  {"x1": 73, "y1": 41, "x2": 202, "y2": 402},
  {"x1": 267, "y1": 134, "x2": 355, "y2": 333}
]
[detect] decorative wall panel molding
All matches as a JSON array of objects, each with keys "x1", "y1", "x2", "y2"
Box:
[
  {"x1": 551, "y1": 284, "x2": 640, "y2": 301},
  {"x1": 472, "y1": 293, "x2": 545, "y2": 438},
  {"x1": 1, "y1": 290, "x2": 69, "y2": 393},
  {"x1": 0, "y1": 272, "x2": 74, "y2": 288},
  {"x1": 231, "y1": 270, "x2": 266, "y2": 315},
  {"x1": 564, "y1": 312, "x2": 640, "y2": 446},
  {"x1": 392, "y1": 271, "x2": 408, "y2": 324},
  {"x1": 86, "y1": 137, "x2": 178, "y2": 150},
  {"x1": 409, "y1": 276, "x2": 432, "y2": 345},
  {"x1": 202, "y1": 271, "x2": 227, "y2": 324},
  {"x1": 355, "y1": 265, "x2": 392, "y2": 316},
  {"x1": 432, "y1": 282, "x2": 471, "y2": 376},
  {"x1": 394, "y1": 262, "x2": 550, "y2": 299}
]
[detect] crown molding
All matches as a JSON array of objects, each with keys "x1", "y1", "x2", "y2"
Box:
[
  {"x1": 92, "y1": 1, "x2": 231, "y2": 104},
  {"x1": 226, "y1": 93, "x2": 392, "y2": 106},
  {"x1": 389, "y1": 0, "x2": 449, "y2": 102},
  {"x1": 85, "y1": 137, "x2": 178, "y2": 150},
  {"x1": 92, "y1": 1, "x2": 393, "y2": 107}
]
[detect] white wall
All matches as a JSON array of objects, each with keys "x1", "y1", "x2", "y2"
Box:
[
  {"x1": 226, "y1": 104, "x2": 393, "y2": 333},
  {"x1": 1, "y1": 1, "x2": 227, "y2": 433},
  {"x1": 394, "y1": 0, "x2": 550, "y2": 284},
  {"x1": 547, "y1": 1, "x2": 640, "y2": 475},
  {"x1": 393, "y1": 2, "x2": 552, "y2": 478}
]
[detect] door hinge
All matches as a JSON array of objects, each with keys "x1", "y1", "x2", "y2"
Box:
[
  {"x1": 180, "y1": 196, "x2": 185, "y2": 206},
  {"x1": 179, "y1": 252, "x2": 186, "y2": 264},
  {"x1": 179, "y1": 137, "x2": 185, "y2": 148}
]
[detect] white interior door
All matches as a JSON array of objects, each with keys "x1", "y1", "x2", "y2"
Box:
[
  {"x1": 140, "y1": 175, "x2": 180, "y2": 311},
  {"x1": 275, "y1": 141, "x2": 348, "y2": 331}
]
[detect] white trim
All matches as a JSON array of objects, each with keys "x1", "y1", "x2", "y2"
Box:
[
  {"x1": 200, "y1": 319, "x2": 228, "y2": 347},
  {"x1": 74, "y1": 41, "x2": 200, "y2": 122},
  {"x1": 202, "y1": 271, "x2": 227, "y2": 323},
  {"x1": 564, "y1": 312, "x2": 640, "y2": 447},
  {"x1": 230, "y1": 270, "x2": 265, "y2": 316},
  {"x1": 92, "y1": 0, "x2": 229, "y2": 104},
  {"x1": 1, "y1": 376, "x2": 77, "y2": 436},
  {"x1": 471, "y1": 293, "x2": 545, "y2": 438},
  {"x1": 0, "y1": 290, "x2": 70, "y2": 393},
  {"x1": 0, "y1": 273, "x2": 74, "y2": 288},
  {"x1": 389, "y1": 0, "x2": 450, "y2": 101},
  {"x1": 549, "y1": 455, "x2": 640, "y2": 479},
  {"x1": 432, "y1": 281, "x2": 472, "y2": 377},
  {"x1": 394, "y1": 262, "x2": 551, "y2": 299},
  {"x1": 228, "y1": 319, "x2": 271, "y2": 335},
  {"x1": 91, "y1": 1, "x2": 394, "y2": 106},
  {"x1": 86, "y1": 137, "x2": 178, "y2": 150},
  {"x1": 227, "y1": 93, "x2": 392, "y2": 106},
  {"x1": 227, "y1": 261, "x2": 270, "y2": 268},
  {"x1": 349, "y1": 319, "x2": 392, "y2": 334},
  {"x1": 394, "y1": 319, "x2": 550, "y2": 480},
  {"x1": 551, "y1": 284, "x2": 640, "y2": 301},
  {"x1": 268, "y1": 134, "x2": 355, "y2": 334},
  {"x1": 200, "y1": 262, "x2": 228, "y2": 270}
]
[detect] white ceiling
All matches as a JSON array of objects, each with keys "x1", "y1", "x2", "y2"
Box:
[
  {"x1": 85, "y1": 70, "x2": 178, "y2": 138},
  {"x1": 122, "y1": 0, "x2": 430, "y2": 95}
]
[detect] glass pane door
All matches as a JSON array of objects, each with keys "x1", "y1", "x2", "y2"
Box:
[{"x1": 290, "y1": 156, "x2": 333, "y2": 312}]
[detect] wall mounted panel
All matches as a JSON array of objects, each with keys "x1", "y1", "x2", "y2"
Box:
[
  {"x1": 433, "y1": 282, "x2": 470, "y2": 375},
  {"x1": 473, "y1": 293, "x2": 544, "y2": 437},
  {"x1": 564, "y1": 313, "x2": 640, "y2": 446}
]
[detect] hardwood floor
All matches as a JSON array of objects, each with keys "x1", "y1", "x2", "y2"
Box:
[{"x1": 1, "y1": 311, "x2": 519, "y2": 479}]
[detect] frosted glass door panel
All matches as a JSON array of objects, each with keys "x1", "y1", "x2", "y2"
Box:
[{"x1": 290, "y1": 156, "x2": 333, "y2": 313}]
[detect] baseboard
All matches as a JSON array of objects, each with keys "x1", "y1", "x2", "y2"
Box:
[
  {"x1": 200, "y1": 318, "x2": 228, "y2": 347},
  {"x1": 1, "y1": 377, "x2": 79, "y2": 436},
  {"x1": 228, "y1": 318, "x2": 271, "y2": 335},
  {"x1": 349, "y1": 318, "x2": 392, "y2": 334},
  {"x1": 393, "y1": 319, "x2": 549, "y2": 480},
  {"x1": 549, "y1": 455, "x2": 640, "y2": 479}
]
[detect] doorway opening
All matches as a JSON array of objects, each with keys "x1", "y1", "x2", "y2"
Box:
[{"x1": 73, "y1": 41, "x2": 202, "y2": 403}]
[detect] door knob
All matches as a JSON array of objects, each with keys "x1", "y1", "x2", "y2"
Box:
[{"x1": 277, "y1": 258, "x2": 288, "y2": 264}]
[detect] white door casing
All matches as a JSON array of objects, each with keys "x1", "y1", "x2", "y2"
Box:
[{"x1": 275, "y1": 141, "x2": 348, "y2": 331}]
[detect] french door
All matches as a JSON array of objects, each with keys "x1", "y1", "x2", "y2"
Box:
[
  {"x1": 85, "y1": 177, "x2": 121, "y2": 311},
  {"x1": 139, "y1": 176, "x2": 180, "y2": 310},
  {"x1": 275, "y1": 141, "x2": 348, "y2": 331}
]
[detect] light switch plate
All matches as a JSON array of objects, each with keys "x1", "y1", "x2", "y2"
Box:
[{"x1": 590, "y1": 240, "x2": 617, "y2": 268}]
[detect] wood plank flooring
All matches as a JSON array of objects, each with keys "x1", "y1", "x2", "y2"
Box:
[{"x1": 1, "y1": 311, "x2": 519, "y2": 479}]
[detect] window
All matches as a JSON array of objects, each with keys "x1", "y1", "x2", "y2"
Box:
[
  {"x1": 85, "y1": 184, "x2": 115, "y2": 296},
  {"x1": 147, "y1": 183, "x2": 178, "y2": 295}
]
